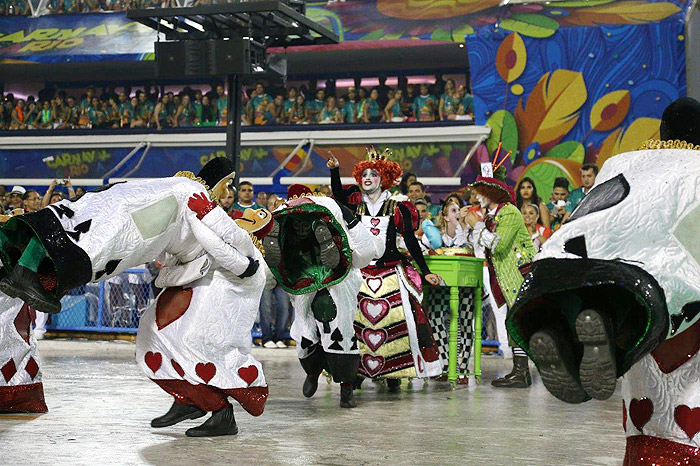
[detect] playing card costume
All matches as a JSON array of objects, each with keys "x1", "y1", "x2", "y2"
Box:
[
  {"x1": 0, "y1": 294, "x2": 47, "y2": 413},
  {"x1": 330, "y1": 148, "x2": 442, "y2": 391},
  {"x1": 467, "y1": 168, "x2": 537, "y2": 388},
  {"x1": 506, "y1": 97, "x2": 700, "y2": 464},
  {"x1": 0, "y1": 157, "x2": 243, "y2": 315},
  {"x1": 136, "y1": 204, "x2": 271, "y2": 437},
  {"x1": 264, "y1": 188, "x2": 384, "y2": 408}
]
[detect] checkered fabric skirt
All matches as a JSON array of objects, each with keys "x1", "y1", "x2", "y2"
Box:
[{"x1": 425, "y1": 287, "x2": 475, "y2": 374}]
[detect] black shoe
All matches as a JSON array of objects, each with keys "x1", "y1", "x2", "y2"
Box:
[
  {"x1": 314, "y1": 220, "x2": 339, "y2": 269},
  {"x1": 529, "y1": 330, "x2": 587, "y2": 404},
  {"x1": 303, "y1": 373, "x2": 319, "y2": 398},
  {"x1": 386, "y1": 378, "x2": 401, "y2": 393},
  {"x1": 0, "y1": 265, "x2": 61, "y2": 313},
  {"x1": 576, "y1": 309, "x2": 617, "y2": 400},
  {"x1": 353, "y1": 376, "x2": 364, "y2": 391},
  {"x1": 339, "y1": 384, "x2": 356, "y2": 408},
  {"x1": 151, "y1": 401, "x2": 206, "y2": 428},
  {"x1": 491, "y1": 355, "x2": 532, "y2": 388},
  {"x1": 185, "y1": 404, "x2": 238, "y2": 437},
  {"x1": 262, "y1": 221, "x2": 281, "y2": 268}
]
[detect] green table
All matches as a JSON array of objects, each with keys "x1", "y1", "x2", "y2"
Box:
[{"x1": 423, "y1": 255, "x2": 484, "y2": 386}]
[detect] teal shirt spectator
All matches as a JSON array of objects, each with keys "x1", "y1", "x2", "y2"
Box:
[
  {"x1": 283, "y1": 98, "x2": 295, "y2": 115},
  {"x1": 389, "y1": 100, "x2": 402, "y2": 118},
  {"x1": 367, "y1": 98, "x2": 380, "y2": 118},
  {"x1": 138, "y1": 100, "x2": 154, "y2": 120},
  {"x1": 412, "y1": 95, "x2": 437, "y2": 121},
  {"x1": 567, "y1": 187, "x2": 588, "y2": 211},
  {"x1": 440, "y1": 93, "x2": 458, "y2": 116},
  {"x1": 546, "y1": 200, "x2": 574, "y2": 230},
  {"x1": 343, "y1": 101, "x2": 358, "y2": 123},
  {"x1": 320, "y1": 107, "x2": 338, "y2": 123},
  {"x1": 461, "y1": 94, "x2": 474, "y2": 114},
  {"x1": 87, "y1": 107, "x2": 102, "y2": 125},
  {"x1": 216, "y1": 97, "x2": 226, "y2": 116},
  {"x1": 192, "y1": 101, "x2": 203, "y2": 122},
  {"x1": 305, "y1": 98, "x2": 324, "y2": 123},
  {"x1": 428, "y1": 203, "x2": 441, "y2": 217},
  {"x1": 119, "y1": 101, "x2": 133, "y2": 115}
]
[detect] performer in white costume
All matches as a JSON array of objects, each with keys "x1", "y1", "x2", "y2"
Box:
[
  {"x1": 507, "y1": 98, "x2": 700, "y2": 463},
  {"x1": 0, "y1": 294, "x2": 47, "y2": 413},
  {"x1": 0, "y1": 157, "x2": 252, "y2": 314},
  {"x1": 264, "y1": 185, "x2": 385, "y2": 408},
  {"x1": 136, "y1": 201, "x2": 273, "y2": 437}
]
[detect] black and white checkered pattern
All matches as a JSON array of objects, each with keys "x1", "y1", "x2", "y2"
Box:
[{"x1": 425, "y1": 287, "x2": 475, "y2": 374}]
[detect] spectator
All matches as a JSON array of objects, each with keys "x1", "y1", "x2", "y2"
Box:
[
  {"x1": 402, "y1": 84, "x2": 417, "y2": 118},
  {"x1": 214, "y1": 84, "x2": 227, "y2": 125},
  {"x1": 218, "y1": 186, "x2": 235, "y2": 211},
  {"x1": 385, "y1": 89, "x2": 405, "y2": 122},
  {"x1": 74, "y1": 186, "x2": 86, "y2": 198},
  {"x1": 117, "y1": 91, "x2": 131, "y2": 114},
  {"x1": 199, "y1": 95, "x2": 217, "y2": 126},
  {"x1": 516, "y1": 177, "x2": 551, "y2": 229},
  {"x1": 22, "y1": 190, "x2": 41, "y2": 213},
  {"x1": 455, "y1": 84, "x2": 474, "y2": 117},
  {"x1": 374, "y1": 74, "x2": 391, "y2": 109},
  {"x1": 174, "y1": 94, "x2": 193, "y2": 127},
  {"x1": 230, "y1": 181, "x2": 261, "y2": 213},
  {"x1": 105, "y1": 97, "x2": 122, "y2": 129},
  {"x1": 287, "y1": 94, "x2": 306, "y2": 124},
  {"x1": 80, "y1": 86, "x2": 96, "y2": 111},
  {"x1": 153, "y1": 93, "x2": 172, "y2": 130},
  {"x1": 53, "y1": 95, "x2": 73, "y2": 129},
  {"x1": 248, "y1": 82, "x2": 273, "y2": 126},
  {"x1": 319, "y1": 95, "x2": 340, "y2": 124},
  {"x1": 343, "y1": 87, "x2": 359, "y2": 124},
  {"x1": 36, "y1": 100, "x2": 54, "y2": 129},
  {"x1": 413, "y1": 197, "x2": 430, "y2": 239},
  {"x1": 88, "y1": 96, "x2": 109, "y2": 128},
  {"x1": 6, "y1": 186, "x2": 25, "y2": 214},
  {"x1": 397, "y1": 172, "x2": 417, "y2": 195},
  {"x1": 438, "y1": 78, "x2": 457, "y2": 121},
  {"x1": 522, "y1": 204, "x2": 552, "y2": 251},
  {"x1": 41, "y1": 179, "x2": 75, "y2": 208},
  {"x1": 305, "y1": 88, "x2": 325, "y2": 124},
  {"x1": 425, "y1": 199, "x2": 467, "y2": 248},
  {"x1": 546, "y1": 177, "x2": 574, "y2": 230},
  {"x1": 137, "y1": 91, "x2": 154, "y2": 126},
  {"x1": 264, "y1": 94, "x2": 285, "y2": 125},
  {"x1": 413, "y1": 83, "x2": 437, "y2": 122},
  {"x1": 9, "y1": 99, "x2": 27, "y2": 130},
  {"x1": 317, "y1": 185, "x2": 332, "y2": 197},
  {"x1": 361, "y1": 88, "x2": 381, "y2": 123},
  {"x1": 408, "y1": 181, "x2": 440, "y2": 216},
  {"x1": 568, "y1": 163, "x2": 599, "y2": 211},
  {"x1": 256, "y1": 191, "x2": 268, "y2": 208},
  {"x1": 284, "y1": 87, "x2": 297, "y2": 118}
]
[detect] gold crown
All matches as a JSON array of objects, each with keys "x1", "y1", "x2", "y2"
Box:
[{"x1": 366, "y1": 146, "x2": 393, "y2": 162}]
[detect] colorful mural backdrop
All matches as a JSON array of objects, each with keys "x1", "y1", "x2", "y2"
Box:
[
  {"x1": 0, "y1": 141, "x2": 471, "y2": 184},
  {"x1": 467, "y1": 0, "x2": 690, "y2": 200}
]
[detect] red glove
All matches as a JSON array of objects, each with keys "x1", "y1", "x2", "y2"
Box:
[{"x1": 188, "y1": 192, "x2": 217, "y2": 220}]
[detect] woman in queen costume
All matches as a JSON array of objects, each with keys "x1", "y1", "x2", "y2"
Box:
[{"x1": 328, "y1": 148, "x2": 442, "y2": 392}]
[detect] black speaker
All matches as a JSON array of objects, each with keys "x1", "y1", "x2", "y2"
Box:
[
  {"x1": 208, "y1": 39, "x2": 251, "y2": 76},
  {"x1": 155, "y1": 41, "x2": 208, "y2": 77}
]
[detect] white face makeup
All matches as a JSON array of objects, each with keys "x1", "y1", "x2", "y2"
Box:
[
  {"x1": 477, "y1": 193, "x2": 491, "y2": 208},
  {"x1": 362, "y1": 169, "x2": 381, "y2": 194}
]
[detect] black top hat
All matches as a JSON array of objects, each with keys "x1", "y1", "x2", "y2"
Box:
[
  {"x1": 660, "y1": 97, "x2": 700, "y2": 146},
  {"x1": 197, "y1": 157, "x2": 235, "y2": 189}
]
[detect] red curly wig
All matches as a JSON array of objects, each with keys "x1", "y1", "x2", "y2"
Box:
[{"x1": 352, "y1": 159, "x2": 403, "y2": 191}]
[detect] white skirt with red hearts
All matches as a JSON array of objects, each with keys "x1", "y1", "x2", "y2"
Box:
[
  {"x1": 136, "y1": 266, "x2": 268, "y2": 416},
  {"x1": 621, "y1": 317, "x2": 700, "y2": 462},
  {"x1": 0, "y1": 294, "x2": 47, "y2": 413}
]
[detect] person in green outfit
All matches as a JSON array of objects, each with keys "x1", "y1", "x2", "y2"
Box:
[
  {"x1": 305, "y1": 89, "x2": 325, "y2": 124},
  {"x1": 465, "y1": 166, "x2": 537, "y2": 388}
]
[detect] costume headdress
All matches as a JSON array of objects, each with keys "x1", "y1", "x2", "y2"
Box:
[
  {"x1": 287, "y1": 184, "x2": 313, "y2": 199},
  {"x1": 639, "y1": 97, "x2": 700, "y2": 151},
  {"x1": 174, "y1": 157, "x2": 236, "y2": 202},
  {"x1": 351, "y1": 146, "x2": 403, "y2": 191},
  {"x1": 470, "y1": 142, "x2": 516, "y2": 204}
]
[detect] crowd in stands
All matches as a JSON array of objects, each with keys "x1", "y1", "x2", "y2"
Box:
[
  {"x1": 0, "y1": 77, "x2": 473, "y2": 131},
  {"x1": 0, "y1": 0, "x2": 170, "y2": 15}
]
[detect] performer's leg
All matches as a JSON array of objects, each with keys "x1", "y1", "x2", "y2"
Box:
[
  {"x1": 17, "y1": 237, "x2": 47, "y2": 273},
  {"x1": 259, "y1": 289, "x2": 274, "y2": 347},
  {"x1": 273, "y1": 286, "x2": 291, "y2": 345}
]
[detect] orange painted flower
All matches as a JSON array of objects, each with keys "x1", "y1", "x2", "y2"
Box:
[
  {"x1": 589, "y1": 90, "x2": 631, "y2": 132},
  {"x1": 496, "y1": 32, "x2": 527, "y2": 83}
]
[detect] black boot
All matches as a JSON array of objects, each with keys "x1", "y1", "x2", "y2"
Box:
[
  {"x1": 151, "y1": 401, "x2": 206, "y2": 428},
  {"x1": 185, "y1": 404, "x2": 238, "y2": 437},
  {"x1": 386, "y1": 378, "x2": 401, "y2": 393},
  {"x1": 0, "y1": 265, "x2": 61, "y2": 314},
  {"x1": 530, "y1": 329, "x2": 587, "y2": 404},
  {"x1": 491, "y1": 355, "x2": 532, "y2": 388},
  {"x1": 576, "y1": 308, "x2": 617, "y2": 400},
  {"x1": 299, "y1": 348, "x2": 326, "y2": 398},
  {"x1": 313, "y1": 220, "x2": 340, "y2": 269},
  {"x1": 353, "y1": 376, "x2": 364, "y2": 391},
  {"x1": 339, "y1": 383, "x2": 356, "y2": 408}
]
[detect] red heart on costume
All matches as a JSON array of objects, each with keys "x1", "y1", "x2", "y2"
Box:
[
  {"x1": 370, "y1": 218, "x2": 380, "y2": 227},
  {"x1": 144, "y1": 351, "x2": 162, "y2": 374},
  {"x1": 623, "y1": 401, "x2": 627, "y2": 431},
  {"x1": 362, "y1": 328, "x2": 388, "y2": 352},
  {"x1": 25, "y1": 357, "x2": 39, "y2": 380},
  {"x1": 675, "y1": 405, "x2": 700, "y2": 440},
  {"x1": 362, "y1": 354, "x2": 385, "y2": 376},
  {"x1": 360, "y1": 298, "x2": 390, "y2": 325},
  {"x1": 171, "y1": 359, "x2": 185, "y2": 378},
  {"x1": 629, "y1": 398, "x2": 653, "y2": 433},
  {"x1": 370, "y1": 228, "x2": 380, "y2": 236},
  {"x1": 196, "y1": 362, "x2": 216, "y2": 383},
  {"x1": 238, "y1": 366, "x2": 259, "y2": 386},
  {"x1": 1, "y1": 359, "x2": 16, "y2": 382}
]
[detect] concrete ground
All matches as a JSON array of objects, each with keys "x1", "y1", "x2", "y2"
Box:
[{"x1": 0, "y1": 340, "x2": 625, "y2": 465}]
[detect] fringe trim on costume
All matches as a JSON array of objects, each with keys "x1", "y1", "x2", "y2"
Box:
[
  {"x1": 173, "y1": 171, "x2": 218, "y2": 202},
  {"x1": 638, "y1": 139, "x2": 700, "y2": 151}
]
